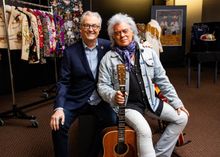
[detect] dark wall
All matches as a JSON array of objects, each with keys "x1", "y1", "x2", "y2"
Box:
[
  {"x1": 90, "y1": 0, "x2": 154, "y2": 39},
  {"x1": 202, "y1": 0, "x2": 220, "y2": 22}
]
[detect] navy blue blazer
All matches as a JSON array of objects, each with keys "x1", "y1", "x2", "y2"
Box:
[{"x1": 54, "y1": 38, "x2": 111, "y2": 110}]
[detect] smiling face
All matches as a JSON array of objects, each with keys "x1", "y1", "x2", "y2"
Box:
[
  {"x1": 112, "y1": 22, "x2": 134, "y2": 47},
  {"x1": 80, "y1": 15, "x2": 101, "y2": 46}
]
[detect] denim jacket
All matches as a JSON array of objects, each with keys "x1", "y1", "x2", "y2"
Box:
[{"x1": 97, "y1": 42, "x2": 183, "y2": 113}]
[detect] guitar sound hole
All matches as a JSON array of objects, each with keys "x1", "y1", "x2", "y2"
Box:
[{"x1": 115, "y1": 143, "x2": 128, "y2": 154}]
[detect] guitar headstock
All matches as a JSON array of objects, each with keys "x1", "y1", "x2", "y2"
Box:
[{"x1": 117, "y1": 64, "x2": 126, "y2": 86}]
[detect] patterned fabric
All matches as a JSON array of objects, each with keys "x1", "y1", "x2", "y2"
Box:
[
  {"x1": 5, "y1": 5, "x2": 22, "y2": 50},
  {"x1": 20, "y1": 9, "x2": 30, "y2": 61},
  {"x1": 51, "y1": 0, "x2": 83, "y2": 46},
  {"x1": 113, "y1": 41, "x2": 136, "y2": 71},
  {"x1": 20, "y1": 7, "x2": 38, "y2": 63},
  {"x1": 3, "y1": 6, "x2": 30, "y2": 61},
  {"x1": 27, "y1": 8, "x2": 42, "y2": 63},
  {"x1": 53, "y1": 13, "x2": 65, "y2": 57},
  {"x1": 39, "y1": 11, "x2": 52, "y2": 58},
  {"x1": 1, "y1": 3, "x2": 70, "y2": 63},
  {"x1": 46, "y1": 13, "x2": 57, "y2": 56},
  {"x1": 38, "y1": 11, "x2": 57, "y2": 58}
]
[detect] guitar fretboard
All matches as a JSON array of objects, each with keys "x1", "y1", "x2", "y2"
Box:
[
  {"x1": 118, "y1": 105, "x2": 126, "y2": 143},
  {"x1": 117, "y1": 64, "x2": 126, "y2": 144}
]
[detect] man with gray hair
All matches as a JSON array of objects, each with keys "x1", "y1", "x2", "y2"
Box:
[
  {"x1": 50, "y1": 11, "x2": 117, "y2": 157},
  {"x1": 98, "y1": 13, "x2": 189, "y2": 157}
]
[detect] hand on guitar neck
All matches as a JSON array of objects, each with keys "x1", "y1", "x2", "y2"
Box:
[
  {"x1": 115, "y1": 64, "x2": 127, "y2": 106},
  {"x1": 114, "y1": 90, "x2": 127, "y2": 106}
]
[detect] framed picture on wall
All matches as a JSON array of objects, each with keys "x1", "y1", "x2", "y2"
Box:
[{"x1": 151, "y1": 5, "x2": 186, "y2": 47}]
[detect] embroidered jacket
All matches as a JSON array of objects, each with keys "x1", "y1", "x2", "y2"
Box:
[
  {"x1": 22, "y1": 7, "x2": 39, "y2": 63},
  {"x1": 0, "y1": 6, "x2": 30, "y2": 60}
]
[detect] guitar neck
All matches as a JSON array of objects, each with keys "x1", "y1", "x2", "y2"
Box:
[
  {"x1": 118, "y1": 85, "x2": 126, "y2": 144},
  {"x1": 117, "y1": 64, "x2": 126, "y2": 144},
  {"x1": 119, "y1": 84, "x2": 125, "y2": 93},
  {"x1": 118, "y1": 105, "x2": 126, "y2": 144}
]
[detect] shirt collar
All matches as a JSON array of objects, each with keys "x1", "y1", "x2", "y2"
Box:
[{"x1": 82, "y1": 40, "x2": 98, "y2": 51}]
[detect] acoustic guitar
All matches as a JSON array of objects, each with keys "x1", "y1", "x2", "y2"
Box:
[{"x1": 102, "y1": 64, "x2": 137, "y2": 157}]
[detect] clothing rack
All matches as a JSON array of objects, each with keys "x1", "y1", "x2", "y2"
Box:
[
  {"x1": 15, "y1": 0, "x2": 52, "y2": 9},
  {"x1": 0, "y1": 0, "x2": 56, "y2": 127}
]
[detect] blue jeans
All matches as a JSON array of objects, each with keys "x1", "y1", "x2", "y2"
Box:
[{"x1": 52, "y1": 101, "x2": 117, "y2": 157}]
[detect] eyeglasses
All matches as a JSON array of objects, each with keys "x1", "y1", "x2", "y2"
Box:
[
  {"x1": 81, "y1": 24, "x2": 100, "y2": 30},
  {"x1": 114, "y1": 29, "x2": 130, "y2": 36}
]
